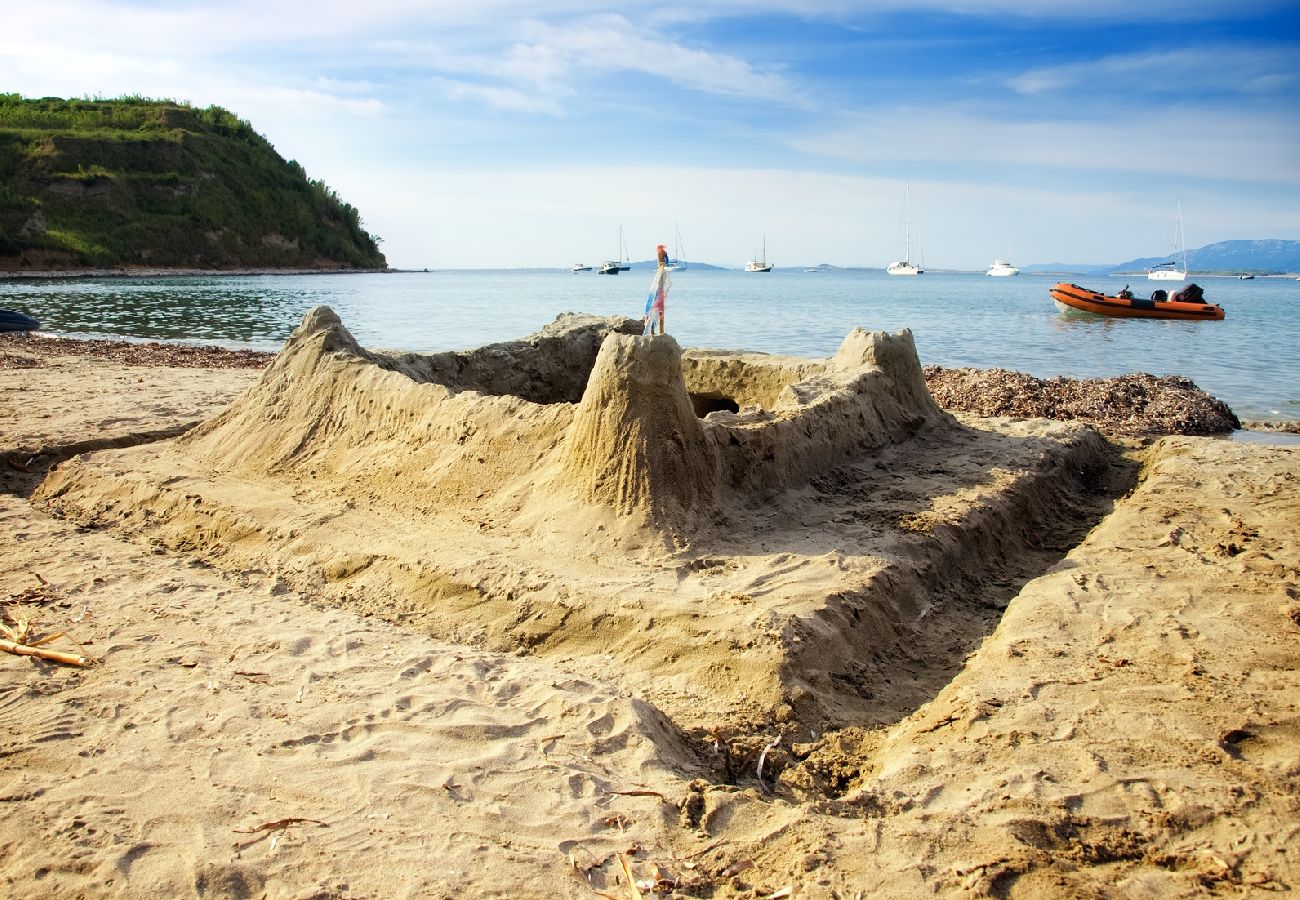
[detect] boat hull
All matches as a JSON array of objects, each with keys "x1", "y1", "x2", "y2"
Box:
[
  {"x1": 0, "y1": 309, "x2": 41, "y2": 332},
  {"x1": 1147, "y1": 269, "x2": 1186, "y2": 281},
  {"x1": 1050, "y1": 283, "x2": 1224, "y2": 321}
]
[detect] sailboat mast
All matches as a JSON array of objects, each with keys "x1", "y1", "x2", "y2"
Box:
[
  {"x1": 1176, "y1": 201, "x2": 1187, "y2": 273},
  {"x1": 903, "y1": 183, "x2": 913, "y2": 265}
]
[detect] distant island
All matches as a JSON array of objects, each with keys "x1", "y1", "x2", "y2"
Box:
[
  {"x1": 0, "y1": 94, "x2": 386, "y2": 272},
  {"x1": 1023, "y1": 239, "x2": 1300, "y2": 276}
]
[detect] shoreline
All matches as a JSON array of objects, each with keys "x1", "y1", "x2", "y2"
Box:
[
  {"x1": 6, "y1": 330, "x2": 1287, "y2": 434},
  {"x1": 0, "y1": 266, "x2": 391, "y2": 280},
  {"x1": 4, "y1": 265, "x2": 1299, "y2": 279}
]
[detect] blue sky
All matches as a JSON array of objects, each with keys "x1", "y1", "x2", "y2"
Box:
[{"x1": 4, "y1": 1, "x2": 1299, "y2": 269}]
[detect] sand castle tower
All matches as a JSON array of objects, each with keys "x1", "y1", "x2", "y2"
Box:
[{"x1": 560, "y1": 334, "x2": 720, "y2": 530}]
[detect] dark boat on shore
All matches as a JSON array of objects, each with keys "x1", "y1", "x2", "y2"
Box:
[
  {"x1": 1050, "y1": 282, "x2": 1225, "y2": 321},
  {"x1": 0, "y1": 309, "x2": 41, "y2": 332}
]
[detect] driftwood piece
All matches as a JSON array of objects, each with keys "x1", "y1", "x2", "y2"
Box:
[{"x1": 0, "y1": 637, "x2": 94, "y2": 667}]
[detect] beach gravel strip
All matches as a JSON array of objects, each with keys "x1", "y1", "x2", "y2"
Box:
[
  {"x1": 923, "y1": 365, "x2": 1241, "y2": 436},
  {"x1": 0, "y1": 333, "x2": 272, "y2": 370}
]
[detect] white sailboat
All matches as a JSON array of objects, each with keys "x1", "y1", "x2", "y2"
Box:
[
  {"x1": 745, "y1": 235, "x2": 773, "y2": 272},
  {"x1": 886, "y1": 183, "x2": 923, "y2": 275},
  {"x1": 986, "y1": 237, "x2": 1019, "y2": 276},
  {"x1": 598, "y1": 226, "x2": 628, "y2": 275},
  {"x1": 1147, "y1": 202, "x2": 1188, "y2": 281},
  {"x1": 666, "y1": 224, "x2": 688, "y2": 271}
]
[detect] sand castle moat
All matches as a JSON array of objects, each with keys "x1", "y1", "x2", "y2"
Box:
[{"x1": 36, "y1": 307, "x2": 1132, "y2": 740}]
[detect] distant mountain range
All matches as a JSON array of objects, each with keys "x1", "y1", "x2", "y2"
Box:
[
  {"x1": 623, "y1": 260, "x2": 728, "y2": 271},
  {"x1": 1023, "y1": 240, "x2": 1300, "y2": 275},
  {"x1": 608, "y1": 241, "x2": 1300, "y2": 275}
]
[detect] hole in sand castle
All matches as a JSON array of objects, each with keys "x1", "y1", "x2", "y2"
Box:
[
  {"x1": 689, "y1": 392, "x2": 741, "y2": 418},
  {"x1": 388, "y1": 347, "x2": 597, "y2": 406}
]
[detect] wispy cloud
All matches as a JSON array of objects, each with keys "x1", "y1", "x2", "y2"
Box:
[
  {"x1": 374, "y1": 14, "x2": 798, "y2": 113},
  {"x1": 788, "y1": 105, "x2": 1300, "y2": 185},
  {"x1": 1008, "y1": 46, "x2": 1300, "y2": 97},
  {"x1": 428, "y1": 77, "x2": 568, "y2": 115},
  {"x1": 517, "y1": 15, "x2": 796, "y2": 102}
]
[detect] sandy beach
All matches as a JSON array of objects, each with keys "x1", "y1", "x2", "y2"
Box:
[{"x1": 1, "y1": 320, "x2": 1297, "y2": 899}]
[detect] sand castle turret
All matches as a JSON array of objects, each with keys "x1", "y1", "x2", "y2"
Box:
[{"x1": 560, "y1": 334, "x2": 720, "y2": 529}]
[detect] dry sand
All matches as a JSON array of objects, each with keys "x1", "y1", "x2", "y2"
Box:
[{"x1": 1, "y1": 317, "x2": 1297, "y2": 899}]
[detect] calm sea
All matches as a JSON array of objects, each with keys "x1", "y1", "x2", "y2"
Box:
[{"x1": 2, "y1": 268, "x2": 1297, "y2": 423}]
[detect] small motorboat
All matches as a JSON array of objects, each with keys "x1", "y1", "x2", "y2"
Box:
[
  {"x1": 1050, "y1": 282, "x2": 1224, "y2": 320},
  {"x1": 0, "y1": 309, "x2": 41, "y2": 332}
]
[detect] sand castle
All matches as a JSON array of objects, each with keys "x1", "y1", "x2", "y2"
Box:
[{"x1": 38, "y1": 307, "x2": 1124, "y2": 733}]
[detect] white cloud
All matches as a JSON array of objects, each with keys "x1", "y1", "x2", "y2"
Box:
[
  {"x1": 787, "y1": 106, "x2": 1300, "y2": 186},
  {"x1": 1008, "y1": 47, "x2": 1299, "y2": 97},
  {"x1": 429, "y1": 77, "x2": 567, "y2": 114},
  {"x1": 373, "y1": 15, "x2": 798, "y2": 109},
  {"x1": 516, "y1": 15, "x2": 797, "y2": 102}
]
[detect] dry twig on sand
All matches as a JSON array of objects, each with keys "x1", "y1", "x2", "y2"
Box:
[
  {"x1": 0, "y1": 606, "x2": 95, "y2": 667},
  {"x1": 0, "y1": 637, "x2": 95, "y2": 667},
  {"x1": 232, "y1": 817, "x2": 328, "y2": 851}
]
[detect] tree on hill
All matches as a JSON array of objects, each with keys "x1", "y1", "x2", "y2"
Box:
[{"x1": 0, "y1": 94, "x2": 386, "y2": 271}]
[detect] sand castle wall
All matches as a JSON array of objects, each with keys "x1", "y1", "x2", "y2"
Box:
[
  {"x1": 685, "y1": 329, "x2": 945, "y2": 502},
  {"x1": 177, "y1": 308, "x2": 642, "y2": 518},
  {"x1": 176, "y1": 307, "x2": 947, "y2": 534}
]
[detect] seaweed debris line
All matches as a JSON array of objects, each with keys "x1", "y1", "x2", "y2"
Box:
[{"x1": 37, "y1": 306, "x2": 1128, "y2": 734}]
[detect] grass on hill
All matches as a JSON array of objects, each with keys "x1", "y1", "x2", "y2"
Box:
[{"x1": 0, "y1": 94, "x2": 386, "y2": 270}]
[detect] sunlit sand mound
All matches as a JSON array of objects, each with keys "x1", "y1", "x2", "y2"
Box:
[{"x1": 38, "y1": 307, "x2": 1129, "y2": 735}]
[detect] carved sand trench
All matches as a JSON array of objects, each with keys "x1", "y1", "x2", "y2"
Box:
[{"x1": 34, "y1": 308, "x2": 1138, "y2": 762}]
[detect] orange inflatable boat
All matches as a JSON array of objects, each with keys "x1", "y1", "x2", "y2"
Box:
[{"x1": 1050, "y1": 282, "x2": 1225, "y2": 320}]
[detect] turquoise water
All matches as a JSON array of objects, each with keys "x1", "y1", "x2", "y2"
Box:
[{"x1": 2, "y1": 269, "x2": 1297, "y2": 422}]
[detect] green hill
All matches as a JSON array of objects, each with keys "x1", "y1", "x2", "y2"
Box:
[{"x1": 0, "y1": 94, "x2": 386, "y2": 271}]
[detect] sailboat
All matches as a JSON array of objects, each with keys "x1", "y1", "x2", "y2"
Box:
[
  {"x1": 598, "y1": 226, "x2": 628, "y2": 275},
  {"x1": 666, "y1": 224, "x2": 688, "y2": 271},
  {"x1": 986, "y1": 237, "x2": 1019, "y2": 276},
  {"x1": 1147, "y1": 202, "x2": 1188, "y2": 281},
  {"x1": 886, "y1": 184, "x2": 924, "y2": 275},
  {"x1": 745, "y1": 235, "x2": 773, "y2": 272}
]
